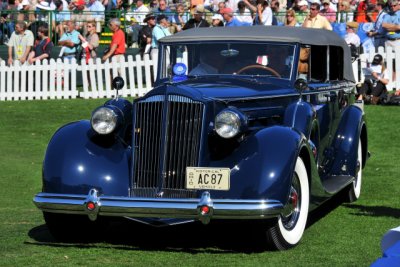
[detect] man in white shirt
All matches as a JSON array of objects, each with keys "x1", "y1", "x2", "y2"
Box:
[
  {"x1": 243, "y1": 0, "x2": 273, "y2": 25},
  {"x1": 126, "y1": 0, "x2": 150, "y2": 24},
  {"x1": 344, "y1": 21, "x2": 361, "y2": 47}
]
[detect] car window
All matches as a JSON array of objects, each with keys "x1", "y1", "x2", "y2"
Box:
[{"x1": 161, "y1": 42, "x2": 296, "y2": 80}]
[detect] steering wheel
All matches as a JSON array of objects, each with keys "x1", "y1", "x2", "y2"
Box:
[{"x1": 236, "y1": 64, "x2": 281, "y2": 78}]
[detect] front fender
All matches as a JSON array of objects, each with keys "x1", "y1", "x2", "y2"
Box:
[
  {"x1": 210, "y1": 126, "x2": 305, "y2": 204},
  {"x1": 329, "y1": 105, "x2": 366, "y2": 176},
  {"x1": 283, "y1": 100, "x2": 315, "y2": 138},
  {"x1": 42, "y1": 120, "x2": 131, "y2": 196}
]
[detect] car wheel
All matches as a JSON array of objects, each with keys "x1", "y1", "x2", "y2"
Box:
[
  {"x1": 346, "y1": 138, "x2": 362, "y2": 202},
  {"x1": 266, "y1": 157, "x2": 309, "y2": 250},
  {"x1": 43, "y1": 212, "x2": 105, "y2": 242}
]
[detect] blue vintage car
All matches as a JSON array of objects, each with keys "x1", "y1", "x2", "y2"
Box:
[{"x1": 33, "y1": 26, "x2": 368, "y2": 250}]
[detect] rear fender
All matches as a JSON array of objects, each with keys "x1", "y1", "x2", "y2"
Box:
[
  {"x1": 329, "y1": 105, "x2": 366, "y2": 176},
  {"x1": 42, "y1": 120, "x2": 131, "y2": 196}
]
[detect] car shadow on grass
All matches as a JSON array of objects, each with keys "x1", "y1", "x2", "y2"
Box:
[
  {"x1": 342, "y1": 204, "x2": 400, "y2": 219},
  {"x1": 26, "y1": 219, "x2": 279, "y2": 253}
]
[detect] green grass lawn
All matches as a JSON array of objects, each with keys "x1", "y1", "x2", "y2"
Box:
[{"x1": 0, "y1": 100, "x2": 399, "y2": 266}]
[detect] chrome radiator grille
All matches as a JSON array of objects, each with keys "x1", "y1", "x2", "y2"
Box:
[{"x1": 132, "y1": 95, "x2": 204, "y2": 198}]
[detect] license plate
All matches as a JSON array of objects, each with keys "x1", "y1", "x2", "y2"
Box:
[{"x1": 186, "y1": 167, "x2": 230, "y2": 191}]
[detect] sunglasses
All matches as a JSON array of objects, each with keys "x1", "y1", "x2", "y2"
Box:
[
  {"x1": 286, "y1": 14, "x2": 294, "y2": 17},
  {"x1": 310, "y1": 7, "x2": 318, "y2": 10}
]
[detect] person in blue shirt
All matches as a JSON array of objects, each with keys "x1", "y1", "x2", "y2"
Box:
[
  {"x1": 382, "y1": 0, "x2": 400, "y2": 49},
  {"x1": 220, "y1": 7, "x2": 251, "y2": 26},
  {"x1": 58, "y1": 20, "x2": 81, "y2": 61},
  {"x1": 367, "y1": 1, "x2": 388, "y2": 48},
  {"x1": 151, "y1": 14, "x2": 171, "y2": 60}
]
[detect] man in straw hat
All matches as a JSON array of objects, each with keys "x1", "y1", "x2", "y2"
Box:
[
  {"x1": 344, "y1": 21, "x2": 360, "y2": 47},
  {"x1": 183, "y1": 4, "x2": 209, "y2": 30}
]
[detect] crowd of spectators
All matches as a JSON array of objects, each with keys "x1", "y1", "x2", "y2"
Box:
[{"x1": 0, "y1": 0, "x2": 400, "y2": 65}]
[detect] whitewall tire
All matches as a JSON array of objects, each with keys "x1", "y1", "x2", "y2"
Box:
[
  {"x1": 346, "y1": 138, "x2": 362, "y2": 202},
  {"x1": 266, "y1": 157, "x2": 309, "y2": 250}
]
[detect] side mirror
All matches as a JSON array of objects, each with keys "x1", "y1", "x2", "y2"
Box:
[
  {"x1": 294, "y1": 78, "x2": 308, "y2": 100},
  {"x1": 294, "y1": 78, "x2": 308, "y2": 92},
  {"x1": 112, "y1": 76, "x2": 124, "y2": 90}
]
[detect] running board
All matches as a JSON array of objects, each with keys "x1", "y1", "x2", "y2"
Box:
[{"x1": 322, "y1": 175, "x2": 354, "y2": 194}]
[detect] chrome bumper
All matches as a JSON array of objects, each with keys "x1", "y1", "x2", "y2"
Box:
[{"x1": 33, "y1": 189, "x2": 283, "y2": 224}]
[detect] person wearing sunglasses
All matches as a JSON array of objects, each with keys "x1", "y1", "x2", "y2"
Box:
[
  {"x1": 78, "y1": 21, "x2": 99, "y2": 64},
  {"x1": 302, "y1": 2, "x2": 332, "y2": 30},
  {"x1": 285, "y1": 9, "x2": 298, "y2": 26}
]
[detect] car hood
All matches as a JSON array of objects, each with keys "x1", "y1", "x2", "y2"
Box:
[{"x1": 151, "y1": 77, "x2": 296, "y2": 101}]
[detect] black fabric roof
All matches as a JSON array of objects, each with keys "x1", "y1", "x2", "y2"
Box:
[
  {"x1": 160, "y1": 26, "x2": 355, "y2": 82},
  {"x1": 160, "y1": 26, "x2": 346, "y2": 47}
]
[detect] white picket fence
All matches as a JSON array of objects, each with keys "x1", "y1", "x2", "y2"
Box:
[
  {"x1": 0, "y1": 54, "x2": 156, "y2": 101},
  {"x1": 352, "y1": 45, "x2": 400, "y2": 91},
  {"x1": 1, "y1": 47, "x2": 400, "y2": 101}
]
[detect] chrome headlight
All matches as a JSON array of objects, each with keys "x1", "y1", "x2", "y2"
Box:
[
  {"x1": 91, "y1": 107, "x2": 118, "y2": 135},
  {"x1": 215, "y1": 110, "x2": 242, "y2": 138}
]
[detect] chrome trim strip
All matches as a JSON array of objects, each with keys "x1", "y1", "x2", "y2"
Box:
[{"x1": 34, "y1": 191, "x2": 283, "y2": 222}]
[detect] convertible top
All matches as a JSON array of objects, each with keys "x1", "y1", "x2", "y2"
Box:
[
  {"x1": 160, "y1": 26, "x2": 355, "y2": 82},
  {"x1": 160, "y1": 26, "x2": 344, "y2": 47}
]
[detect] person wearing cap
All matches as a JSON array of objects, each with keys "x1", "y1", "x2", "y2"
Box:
[
  {"x1": 243, "y1": 0, "x2": 273, "y2": 25},
  {"x1": 358, "y1": 54, "x2": 389, "y2": 104},
  {"x1": 138, "y1": 13, "x2": 156, "y2": 55},
  {"x1": 295, "y1": 0, "x2": 309, "y2": 24},
  {"x1": 211, "y1": 13, "x2": 224, "y2": 27},
  {"x1": 367, "y1": 0, "x2": 387, "y2": 48},
  {"x1": 151, "y1": 14, "x2": 171, "y2": 60},
  {"x1": 102, "y1": 18, "x2": 126, "y2": 62},
  {"x1": 183, "y1": 4, "x2": 210, "y2": 30},
  {"x1": 235, "y1": 1, "x2": 253, "y2": 25},
  {"x1": 344, "y1": 21, "x2": 360, "y2": 47},
  {"x1": 7, "y1": 21, "x2": 34, "y2": 65},
  {"x1": 302, "y1": 2, "x2": 332, "y2": 30},
  {"x1": 221, "y1": 7, "x2": 251, "y2": 26},
  {"x1": 320, "y1": 0, "x2": 336, "y2": 23}
]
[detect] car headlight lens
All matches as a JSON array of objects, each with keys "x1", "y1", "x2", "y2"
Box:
[
  {"x1": 215, "y1": 110, "x2": 241, "y2": 138},
  {"x1": 91, "y1": 107, "x2": 118, "y2": 135}
]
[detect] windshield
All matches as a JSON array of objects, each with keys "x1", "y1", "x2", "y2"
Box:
[{"x1": 160, "y1": 42, "x2": 296, "y2": 80}]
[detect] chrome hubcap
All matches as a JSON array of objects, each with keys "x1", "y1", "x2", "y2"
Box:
[{"x1": 281, "y1": 174, "x2": 301, "y2": 230}]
